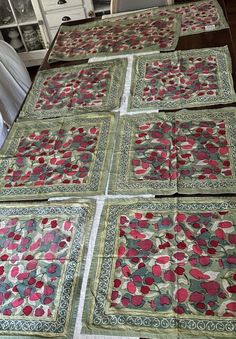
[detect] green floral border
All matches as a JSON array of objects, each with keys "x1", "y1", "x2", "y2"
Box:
[
  {"x1": 48, "y1": 13, "x2": 181, "y2": 63},
  {"x1": 19, "y1": 59, "x2": 127, "y2": 120},
  {"x1": 0, "y1": 199, "x2": 95, "y2": 339},
  {"x1": 82, "y1": 196, "x2": 236, "y2": 338},
  {"x1": 128, "y1": 46, "x2": 236, "y2": 111},
  {"x1": 109, "y1": 108, "x2": 236, "y2": 195},
  {"x1": 0, "y1": 113, "x2": 116, "y2": 201}
]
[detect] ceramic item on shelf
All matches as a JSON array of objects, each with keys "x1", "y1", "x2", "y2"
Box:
[
  {"x1": 22, "y1": 26, "x2": 42, "y2": 51},
  {"x1": 24, "y1": 0, "x2": 35, "y2": 18},
  {"x1": 13, "y1": 0, "x2": 35, "y2": 21},
  {"x1": 13, "y1": 0, "x2": 25, "y2": 14},
  {"x1": 0, "y1": 0, "x2": 14, "y2": 25},
  {"x1": 8, "y1": 29, "x2": 23, "y2": 51}
]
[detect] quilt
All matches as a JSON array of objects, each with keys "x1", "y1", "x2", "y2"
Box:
[
  {"x1": 0, "y1": 199, "x2": 95, "y2": 339},
  {"x1": 19, "y1": 59, "x2": 127, "y2": 120},
  {"x1": 83, "y1": 197, "x2": 236, "y2": 338},
  {"x1": 104, "y1": 0, "x2": 228, "y2": 36},
  {"x1": 129, "y1": 46, "x2": 236, "y2": 111},
  {"x1": 109, "y1": 108, "x2": 236, "y2": 195},
  {"x1": 48, "y1": 13, "x2": 181, "y2": 62},
  {"x1": 0, "y1": 113, "x2": 115, "y2": 200}
]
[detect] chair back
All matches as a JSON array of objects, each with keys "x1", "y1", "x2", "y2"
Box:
[
  {"x1": 0, "y1": 40, "x2": 31, "y2": 125},
  {"x1": 111, "y1": 0, "x2": 174, "y2": 14},
  {"x1": 0, "y1": 111, "x2": 8, "y2": 148}
]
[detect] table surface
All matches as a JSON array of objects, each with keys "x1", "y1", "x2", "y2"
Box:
[{"x1": 13, "y1": 2, "x2": 236, "y2": 338}]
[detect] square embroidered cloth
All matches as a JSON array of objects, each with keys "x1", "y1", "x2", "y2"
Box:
[
  {"x1": 128, "y1": 46, "x2": 236, "y2": 111},
  {"x1": 104, "y1": 0, "x2": 228, "y2": 36},
  {"x1": 109, "y1": 108, "x2": 236, "y2": 195},
  {"x1": 83, "y1": 197, "x2": 236, "y2": 338},
  {"x1": 48, "y1": 13, "x2": 181, "y2": 62},
  {"x1": 0, "y1": 199, "x2": 95, "y2": 339},
  {"x1": 0, "y1": 113, "x2": 115, "y2": 200},
  {"x1": 19, "y1": 59, "x2": 127, "y2": 120}
]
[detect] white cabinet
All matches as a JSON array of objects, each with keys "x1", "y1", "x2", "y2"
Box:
[
  {"x1": 0, "y1": 0, "x2": 50, "y2": 66},
  {"x1": 39, "y1": 0, "x2": 111, "y2": 41},
  {"x1": 40, "y1": 0, "x2": 88, "y2": 41}
]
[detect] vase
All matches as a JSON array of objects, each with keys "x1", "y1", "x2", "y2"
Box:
[
  {"x1": 23, "y1": 26, "x2": 42, "y2": 51},
  {"x1": 8, "y1": 29, "x2": 23, "y2": 51}
]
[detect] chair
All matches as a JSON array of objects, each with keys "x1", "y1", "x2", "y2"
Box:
[
  {"x1": 0, "y1": 112, "x2": 8, "y2": 148},
  {"x1": 0, "y1": 40, "x2": 31, "y2": 126},
  {"x1": 110, "y1": 0, "x2": 174, "y2": 14}
]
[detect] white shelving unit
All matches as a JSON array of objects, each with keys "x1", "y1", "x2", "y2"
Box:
[
  {"x1": 0, "y1": 0, "x2": 50, "y2": 66},
  {"x1": 93, "y1": 0, "x2": 110, "y2": 14}
]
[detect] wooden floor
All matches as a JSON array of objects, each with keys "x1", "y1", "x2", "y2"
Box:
[{"x1": 27, "y1": 65, "x2": 39, "y2": 81}]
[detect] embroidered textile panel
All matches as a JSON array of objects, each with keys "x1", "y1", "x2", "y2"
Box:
[
  {"x1": 19, "y1": 59, "x2": 127, "y2": 120},
  {"x1": 0, "y1": 199, "x2": 95, "y2": 339},
  {"x1": 105, "y1": 0, "x2": 229, "y2": 36},
  {"x1": 48, "y1": 13, "x2": 181, "y2": 62},
  {"x1": 156, "y1": 0, "x2": 229, "y2": 36},
  {"x1": 128, "y1": 46, "x2": 236, "y2": 111},
  {"x1": 0, "y1": 114, "x2": 116, "y2": 200},
  {"x1": 83, "y1": 197, "x2": 236, "y2": 338},
  {"x1": 109, "y1": 108, "x2": 236, "y2": 195}
]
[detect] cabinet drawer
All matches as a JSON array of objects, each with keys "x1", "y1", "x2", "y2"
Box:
[
  {"x1": 41, "y1": 0, "x2": 83, "y2": 12},
  {"x1": 45, "y1": 7, "x2": 86, "y2": 28}
]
